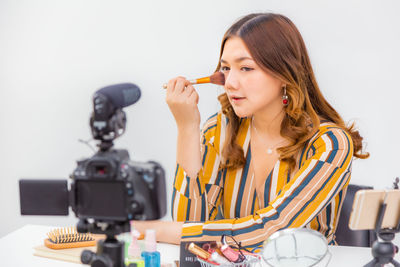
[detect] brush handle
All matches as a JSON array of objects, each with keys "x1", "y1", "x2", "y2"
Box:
[
  {"x1": 193, "y1": 77, "x2": 211, "y2": 84},
  {"x1": 162, "y1": 77, "x2": 210, "y2": 89}
]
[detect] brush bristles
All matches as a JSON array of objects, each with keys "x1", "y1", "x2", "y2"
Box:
[
  {"x1": 209, "y1": 71, "x2": 225, "y2": 86},
  {"x1": 47, "y1": 227, "x2": 94, "y2": 244}
]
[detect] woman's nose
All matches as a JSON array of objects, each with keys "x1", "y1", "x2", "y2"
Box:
[{"x1": 224, "y1": 70, "x2": 239, "y2": 91}]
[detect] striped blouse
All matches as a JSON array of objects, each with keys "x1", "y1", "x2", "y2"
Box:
[{"x1": 172, "y1": 111, "x2": 353, "y2": 251}]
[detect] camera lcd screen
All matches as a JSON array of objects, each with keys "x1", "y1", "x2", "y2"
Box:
[{"x1": 76, "y1": 180, "x2": 126, "y2": 220}]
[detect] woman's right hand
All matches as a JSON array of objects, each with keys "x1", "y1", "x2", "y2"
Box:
[{"x1": 165, "y1": 76, "x2": 200, "y2": 129}]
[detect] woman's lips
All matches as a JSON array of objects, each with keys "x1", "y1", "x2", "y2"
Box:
[{"x1": 231, "y1": 96, "x2": 246, "y2": 103}]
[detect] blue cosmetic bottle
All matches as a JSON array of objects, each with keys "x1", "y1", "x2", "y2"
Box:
[{"x1": 141, "y1": 229, "x2": 160, "y2": 267}]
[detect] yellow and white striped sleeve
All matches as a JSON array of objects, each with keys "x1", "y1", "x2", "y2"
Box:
[{"x1": 171, "y1": 112, "x2": 224, "y2": 222}]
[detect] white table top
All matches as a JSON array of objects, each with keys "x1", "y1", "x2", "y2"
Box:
[{"x1": 0, "y1": 224, "x2": 398, "y2": 267}]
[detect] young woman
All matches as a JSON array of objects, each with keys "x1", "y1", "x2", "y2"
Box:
[{"x1": 133, "y1": 12, "x2": 368, "y2": 250}]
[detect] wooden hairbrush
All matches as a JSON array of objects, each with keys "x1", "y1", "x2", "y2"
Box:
[{"x1": 44, "y1": 227, "x2": 97, "y2": 250}]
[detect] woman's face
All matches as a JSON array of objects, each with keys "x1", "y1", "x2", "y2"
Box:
[{"x1": 220, "y1": 37, "x2": 284, "y2": 118}]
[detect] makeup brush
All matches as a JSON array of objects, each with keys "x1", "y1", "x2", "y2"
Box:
[{"x1": 162, "y1": 72, "x2": 225, "y2": 89}]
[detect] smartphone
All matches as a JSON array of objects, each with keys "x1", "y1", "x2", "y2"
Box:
[{"x1": 349, "y1": 189, "x2": 400, "y2": 230}]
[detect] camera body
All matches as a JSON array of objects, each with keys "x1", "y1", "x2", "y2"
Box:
[{"x1": 70, "y1": 148, "x2": 166, "y2": 224}]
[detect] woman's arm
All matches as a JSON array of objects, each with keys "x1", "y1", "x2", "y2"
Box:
[
  {"x1": 166, "y1": 76, "x2": 202, "y2": 178},
  {"x1": 131, "y1": 115, "x2": 221, "y2": 244},
  {"x1": 172, "y1": 113, "x2": 223, "y2": 222},
  {"x1": 176, "y1": 125, "x2": 201, "y2": 179},
  {"x1": 165, "y1": 77, "x2": 224, "y2": 223},
  {"x1": 131, "y1": 220, "x2": 184, "y2": 245}
]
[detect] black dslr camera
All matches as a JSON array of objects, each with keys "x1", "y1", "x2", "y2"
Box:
[{"x1": 19, "y1": 84, "x2": 166, "y2": 267}]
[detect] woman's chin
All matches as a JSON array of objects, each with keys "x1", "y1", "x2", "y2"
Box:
[{"x1": 233, "y1": 109, "x2": 252, "y2": 118}]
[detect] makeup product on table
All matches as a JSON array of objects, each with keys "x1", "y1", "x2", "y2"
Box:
[
  {"x1": 162, "y1": 72, "x2": 225, "y2": 89},
  {"x1": 126, "y1": 229, "x2": 144, "y2": 267},
  {"x1": 187, "y1": 240, "x2": 261, "y2": 266},
  {"x1": 179, "y1": 241, "x2": 209, "y2": 267},
  {"x1": 187, "y1": 243, "x2": 221, "y2": 265},
  {"x1": 201, "y1": 242, "x2": 231, "y2": 264},
  {"x1": 187, "y1": 242, "x2": 211, "y2": 259},
  {"x1": 117, "y1": 232, "x2": 131, "y2": 260},
  {"x1": 141, "y1": 229, "x2": 161, "y2": 267},
  {"x1": 220, "y1": 244, "x2": 246, "y2": 263}
]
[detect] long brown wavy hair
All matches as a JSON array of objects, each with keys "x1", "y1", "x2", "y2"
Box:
[{"x1": 217, "y1": 13, "x2": 369, "y2": 170}]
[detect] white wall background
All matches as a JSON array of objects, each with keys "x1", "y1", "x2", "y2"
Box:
[{"x1": 1, "y1": 0, "x2": 399, "y2": 245}]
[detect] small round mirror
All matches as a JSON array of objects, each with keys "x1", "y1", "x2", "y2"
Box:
[{"x1": 261, "y1": 228, "x2": 331, "y2": 267}]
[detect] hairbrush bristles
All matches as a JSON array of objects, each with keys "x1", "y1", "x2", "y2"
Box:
[{"x1": 44, "y1": 227, "x2": 96, "y2": 250}]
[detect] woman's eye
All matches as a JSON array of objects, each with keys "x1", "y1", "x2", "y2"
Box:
[
  {"x1": 241, "y1": 67, "x2": 253, "y2": 72},
  {"x1": 220, "y1": 66, "x2": 230, "y2": 72}
]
